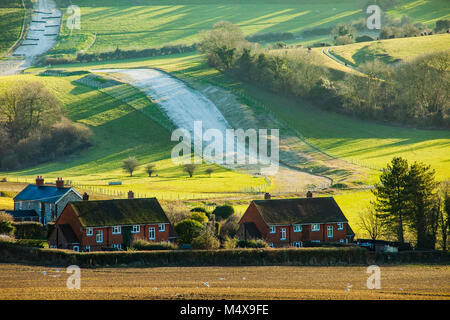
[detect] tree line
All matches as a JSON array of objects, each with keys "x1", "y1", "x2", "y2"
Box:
[{"x1": 199, "y1": 21, "x2": 449, "y2": 128}]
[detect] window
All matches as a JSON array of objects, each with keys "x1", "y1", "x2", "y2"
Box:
[
  {"x1": 327, "y1": 225, "x2": 333, "y2": 238},
  {"x1": 337, "y1": 223, "x2": 344, "y2": 230},
  {"x1": 112, "y1": 244, "x2": 122, "y2": 249},
  {"x1": 85, "y1": 245, "x2": 91, "y2": 252},
  {"x1": 311, "y1": 224, "x2": 320, "y2": 232},
  {"x1": 311, "y1": 240, "x2": 320, "y2": 243},
  {"x1": 340, "y1": 239, "x2": 344, "y2": 244},
  {"x1": 293, "y1": 224, "x2": 302, "y2": 232},
  {"x1": 132, "y1": 225, "x2": 140, "y2": 233},
  {"x1": 112, "y1": 226, "x2": 121, "y2": 234},
  {"x1": 149, "y1": 227, "x2": 155, "y2": 240},
  {"x1": 73, "y1": 246, "x2": 79, "y2": 252},
  {"x1": 269, "y1": 226, "x2": 276, "y2": 234},
  {"x1": 292, "y1": 241, "x2": 302, "y2": 248},
  {"x1": 158, "y1": 223, "x2": 165, "y2": 232},
  {"x1": 269, "y1": 243, "x2": 274, "y2": 248},
  {"x1": 96, "y1": 230, "x2": 103, "y2": 243},
  {"x1": 281, "y1": 228, "x2": 287, "y2": 240},
  {"x1": 86, "y1": 228, "x2": 93, "y2": 236}
]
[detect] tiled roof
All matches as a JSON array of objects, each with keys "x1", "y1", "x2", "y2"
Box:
[
  {"x1": 14, "y1": 185, "x2": 74, "y2": 203},
  {"x1": 69, "y1": 198, "x2": 170, "y2": 227},
  {"x1": 253, "y1": 197, "x2": 348, "y2": 225}
]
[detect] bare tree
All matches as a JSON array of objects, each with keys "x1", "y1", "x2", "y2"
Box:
[
  {"x1": 0, "y1": 81, "x2": 61, "y2": 142},
  {"x1": 183, "y1": 164, "x2": 198, "y2": 178},
  {"x1": 358, "y1": 206, "x2": 384, "y2": 241},
  {"x1": 122, "y1": 157, "x2": 139, "y2": 177},
  {"x1": 145, "y1": 164, "x2": 156, "y2": 177},
  {"x1": 205, "y1": 167, "x2": 214, "y2": 177}
]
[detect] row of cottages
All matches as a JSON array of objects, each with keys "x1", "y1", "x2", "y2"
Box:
[
  {"x1": 6, "y1": 176, "x2": 82, "y2": 225},
  {"x1": 49, "y1": 196, "x2": 175, "y2": 252},
  {"x1": 237, "y1": 193, "x2": 354, "y2": 247}
]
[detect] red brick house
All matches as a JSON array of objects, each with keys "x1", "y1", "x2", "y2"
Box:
[
  {"x1": 237, "y1": 196, "x2": 354, "y2": 247},
  {"x1": 49, "y1": 197, "x2": 174, "y2": 252}
]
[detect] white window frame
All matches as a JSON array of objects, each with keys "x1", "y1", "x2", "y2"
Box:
[
  {"x1": 112, "y1": 243, "x2": 122, "y2": 249},
  {"x1": 85, "y1": 245, "x2": 91, "y2": 252},
  {"x1": 112, "y1": 226, "x2": 121, "y2": 234},
  {"x1": 292, "y1": 241, "x2": 302, "y2": 248},
  {"x1": 158, "y1": 223, "x2": 165, "y2": 232},
  {"x1": 293, "y1": 224, "x2": 302, "y2": 232},
  {"x1": 149, "y1": 227, "x2": 155, "y2": 240},
  {"x1": 337, "y1": 222, "x2": 344, "y2": 230},
  {"x1": 311, "y1": 240, "x2": 321, "y2": 243},
  {"x1": 280, "y1": 228, "x2": 287, "y2": 240},
  {"x1": 311, "y1": 224, "x2": 320, "y2": 232},
  {"x1": 269, "y1": 226, "x2": 276, "y2": 234},
  {"x1": 86, "y1": 228, "x2": 93, "y2": 236},
  {"x1": 340, "y1": 239, "x2": 344, "y2": 244},
  {"x1": 269, "y1": 243, "x2": 274, "y2": 248},
  {"x1": 96, "y1": 230, "x2": 103, "y2": 243},
  {"x1": 327, "y1": 225, "x2": 333, "y2": 238},
  {"x1": 132, "y1": 225, "x2": 140, "y2": 233},
  {"x1": 73, "y1": 246, "x2": 79, "y2": 252}
]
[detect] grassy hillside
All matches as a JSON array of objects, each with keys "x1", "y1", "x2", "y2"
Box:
[
  {"x1": 329, "y1": 33, "x2": 450, "y2": 66},
  {"x1": 0, "y1": 0, "x2": 25, "y2": 56},
  {"x1": 0, "y1": 73, "x2": 268, "y2": 200},
  {"x1": 49, "y1": 0, "x2": 450, "y2": 55},
  {"x1": 54, "y1": 0, "x2": 364, "y2": 52},
  {"x1": 27, "y1": 52, "x2": 450, "y2": 183}
]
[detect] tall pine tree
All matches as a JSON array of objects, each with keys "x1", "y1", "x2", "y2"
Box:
[{"x1": 372, "y1": 157, "x2": 410, "y2": 243}]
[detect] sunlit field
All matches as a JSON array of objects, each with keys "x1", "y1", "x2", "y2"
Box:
[{"x1": 0, "y1": 264, "x2": 449, "y2": 299}]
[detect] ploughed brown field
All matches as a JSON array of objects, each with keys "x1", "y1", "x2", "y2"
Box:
[{"x1": 0, "y1": 264, "x2": 449, "y2": 300}]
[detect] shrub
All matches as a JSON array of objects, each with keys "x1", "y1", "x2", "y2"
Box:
[
  {"x1": 191, "y1": 233, "x2": 221, "y2": 250},
  {"x1": 12, "y1": 222, "x2": 44, "y2": 239},
  {"x1": 174, "y1": 219, "x2": 205, "y2": 244},
  {"x1": 222, "y1": 236, "x2": 238, "y2": 249},
  {"x1": 190, "y1": 207, "x2": 211, "y2": 219},
  {"x1": 237, "y1": 239, "x2": 269, "y2": 248},
  {"x1": 212, "y1": 205, "x2": 235, "y2": 221},
  {"x1": 191, "y1": 211, "x2": 209, "y2": 224},
  {"x1": 130, "y1": 240, "x2": 178, "y2": 251},
  {"x1": 0, "y1": 212, "x2": 14, "y2": 236},
  {"x1": 220, "y1": 214, "x2": 240, "y2": 238},
  {"x1": 355, "y1": 35, "x2": 375, "y2": 42}
]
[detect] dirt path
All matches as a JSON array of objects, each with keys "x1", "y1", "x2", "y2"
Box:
[
  {"x1": 0, "y1": 0, "x2": 61, "y2": 75},
  {"x1": 320, "y1": 47, "x2": 366, "y2": 76},
  {"x1": 93, "y1": 68, "x2": 331, "y2": 192}
]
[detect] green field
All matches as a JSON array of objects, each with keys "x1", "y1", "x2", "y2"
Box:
[
  {"x1": 0, "y1": 73, "x2": 268, "y2": 200},
  {"x1": 0, "y1": 0, "x2": 25, "y2": 56},
  {"x1": 330, "y1": 33, "x2": 450, "y2": 66}
]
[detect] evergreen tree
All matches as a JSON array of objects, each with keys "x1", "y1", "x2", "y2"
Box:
[
  {"x1": 372, "y1": 157, "x2": 410, "y2": 243},
  {"x1": 406, "y1": 162, "x2": 438, "y2": 249}
]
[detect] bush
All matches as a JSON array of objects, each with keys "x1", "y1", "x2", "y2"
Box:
[
  {"x1": 190, "y1": 211, "x2": 209, "y2": 224},
  {"x1": 190, "y1": 207, "x2": 211, "y2": 219},
  {"x1": 355, "y1": 35, "x2": 375, "y2": 42},
  {"x1": 222, "y1": 236, "x2": 238, "y2": 249},
  {"x1": 191, "y1": 233, "x2": 221, "y2": 250},
  {"x1": 130, "y1": 240, "x2": 178, "y2": 251},
  {"x1": 237, "y1": 239, "x2": 269, "y2": 248},
  {"x1": 0, "y1": 212, "x2": 15, "y2": 236},
  {"x1": 13, "y1": 222, "x2": 45, "y2": 239},
  {"x1": 220, "y1": 214, "x2": 240, "y2": 238},
  {"x1": 175, "y1": 219, "x2": 205, "y2": 244},
  {"x1": 212, "y1": 205, "x2": 235, "y2": 220}
]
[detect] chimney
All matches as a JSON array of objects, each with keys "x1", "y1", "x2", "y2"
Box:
[
  {"x1": 306, "y1": 191, "x2": 313, "y2": 198},
  {"x1": 36, "y1": 176, "x2": 44, "y2": 186},
  {"x1": 82, "y1": 192, "x2": 89, "y2": 201},
  {"x1": 56, "y1": 177, "x2": 64, "y2": 188},
  {"x1": 128, "y1": 190, "x2": 134, "y2": 199},
  {"x1": 264, "y1": 192, "x2": 271, "y2": 200}
]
